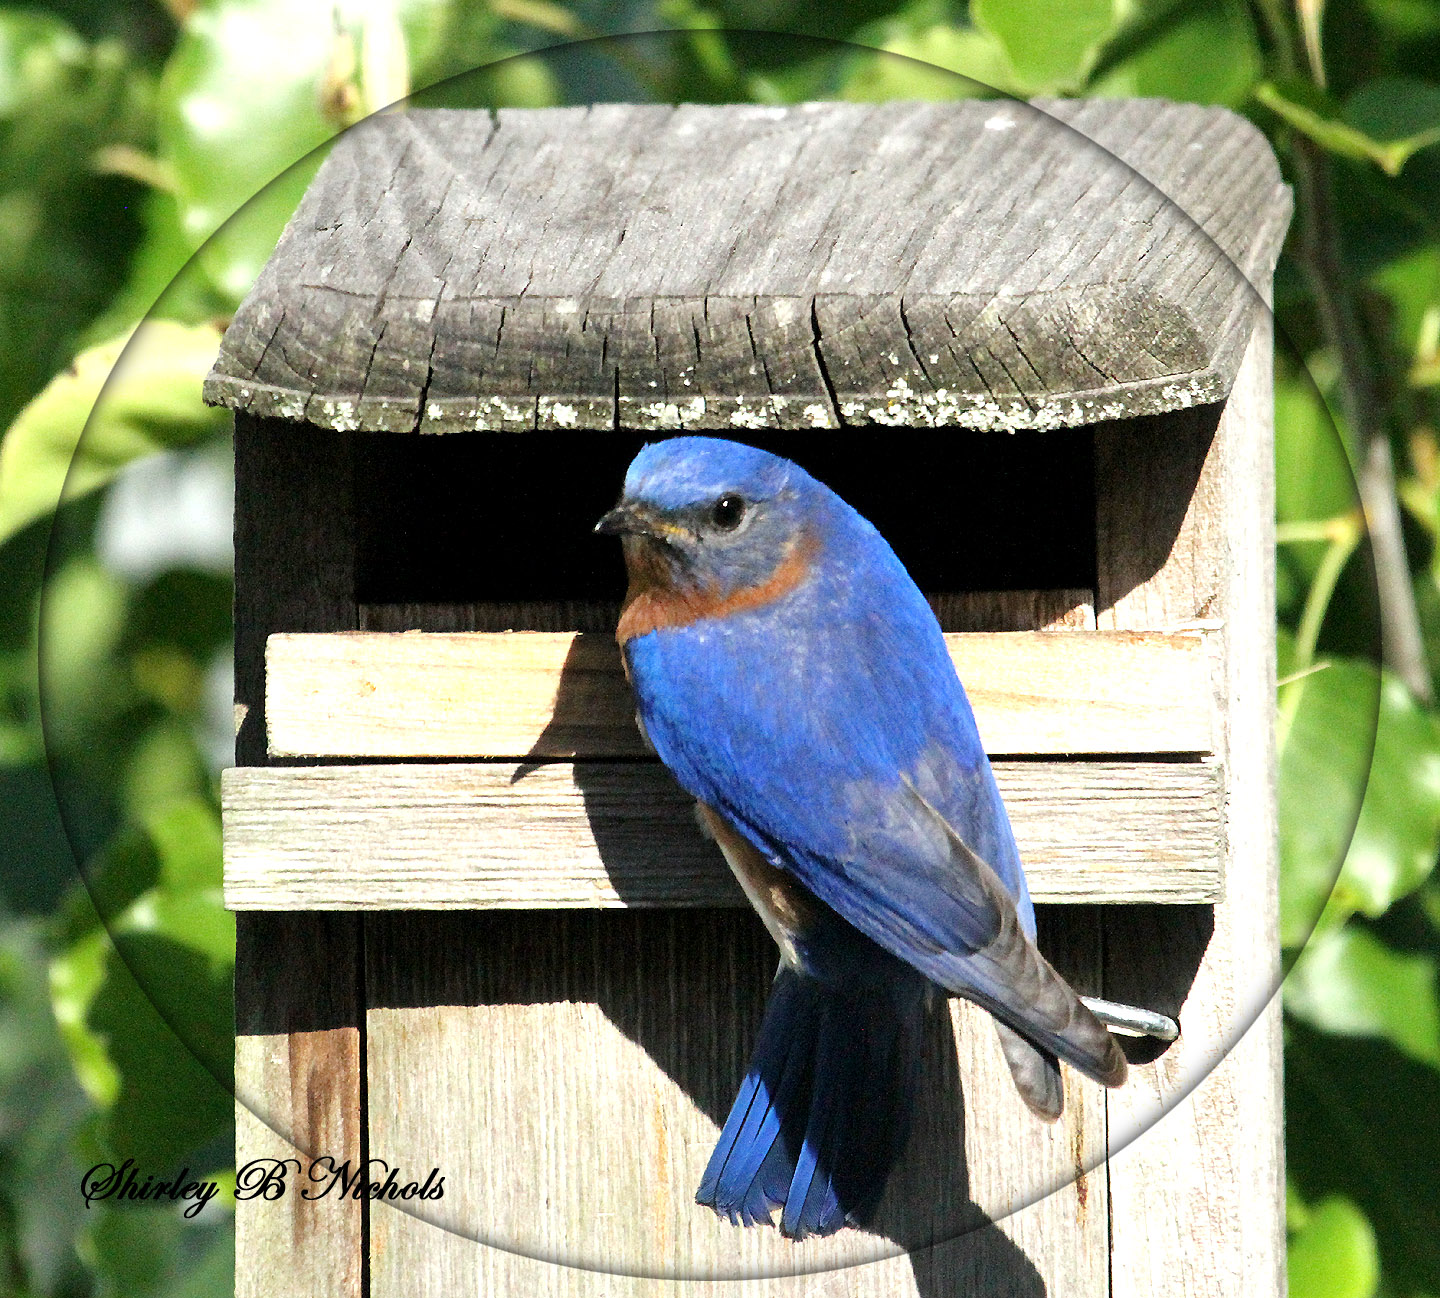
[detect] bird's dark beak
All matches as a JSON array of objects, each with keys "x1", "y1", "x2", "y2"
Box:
[
  {"x1": 594, "y1": 506, "x2": 631, "y2": 536},
  {"x1": 595, "y1": 502, "x2": 658, "y2": 537}
]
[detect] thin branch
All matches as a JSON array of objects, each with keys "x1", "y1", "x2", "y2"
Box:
[
  {"x1": 1293, "y1": 515, "x2": 1362, "y2": 671},
  {"x1": 1290, "y1": 135, "x2": 1434, "y2": 702},
  {"x1": 1296, "y1": 0, "x2": 1328, "y2": 87},
  {"x1": 1277, "y1": 512, "x2": 1362, "y2": 545}
]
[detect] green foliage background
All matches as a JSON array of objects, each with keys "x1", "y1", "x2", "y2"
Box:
[{"x1": 1, "y1": 2, "x2": 1438, "y2": 1295}]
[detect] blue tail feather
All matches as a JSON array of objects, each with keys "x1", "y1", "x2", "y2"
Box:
[
  {"x1": 697, "y1": 970, "x2": 815, "y2": 1227},
  {"x1": 697, "y1": 964, "x2": 928, "y2": 1239}
]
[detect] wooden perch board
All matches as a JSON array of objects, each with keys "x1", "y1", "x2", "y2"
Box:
[
  {"x1": 205, "y1": 100, "x2": 1290, "y2": 434},
  {"x1": 221, "y1": 759, "x2": 1223, "y2": 910},
  {"x1": 264, "y1": 628, "x2": 1216, "y2": 759}
]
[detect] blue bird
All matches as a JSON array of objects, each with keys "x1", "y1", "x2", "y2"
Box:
[{"x1": 595, "y1": 436, "x2": 1126, "y2": 1240}]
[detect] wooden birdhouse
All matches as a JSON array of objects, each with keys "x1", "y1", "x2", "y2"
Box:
[{"x1": 211, "y1": 99, "x2": 1291, "y2": 1298}]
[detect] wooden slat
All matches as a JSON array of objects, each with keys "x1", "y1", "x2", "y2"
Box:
[
  {"x1": 364, "y1": 909, "x2": 1107, "y2": 1297},
  {"x1": 347, "y1": 589, "x2": 1115, "y2": 1295},
  {"x1": 1096, "y1": 322, "x2": 1284, "y2": 1298},
  {"x1": 221, "y1": 759, "x2": 1223, "y2": 910},
  {"x1": 264, "y1": 628, "x2": 1215, "y2": 760}
]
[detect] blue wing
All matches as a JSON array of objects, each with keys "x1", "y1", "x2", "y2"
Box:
[{"x1": 624, "y1": 535, "x2": 1123, "y2": 1089}]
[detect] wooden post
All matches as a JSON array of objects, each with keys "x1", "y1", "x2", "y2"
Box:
[
  {"x1": 232, "y1": 416, "x2": 366, "y2": 1298},
  {"x1": 1096, "y1": 318, "x2": 1284, "y2": 1298}
]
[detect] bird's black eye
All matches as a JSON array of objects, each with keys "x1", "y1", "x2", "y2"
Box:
[{"x1": 710, "y1": 493, "x2": 746, "y2": 531}]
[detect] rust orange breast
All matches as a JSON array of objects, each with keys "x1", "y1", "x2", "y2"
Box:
[{"x1": 616, "y1": 535, "x2": 817, "y2": 644}]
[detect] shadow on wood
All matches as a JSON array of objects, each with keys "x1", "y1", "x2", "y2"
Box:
[
  {"x1": 1103, "y1": 904, "x2": 1215, "y2": 1067},
  {"x1": 236, "y1": 913, "x2": 365, "y2": 1035},
  {"x1": 362, "y1": 911, "x2": 1048, "y2": 1293},
  {"x1": 1094, "y1": 404, "x2": 1223, "y2": 625}
]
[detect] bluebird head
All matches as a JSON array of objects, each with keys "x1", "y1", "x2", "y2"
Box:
[{"x1": 595, "y1": 437, "x2": 821, "y2": 598}]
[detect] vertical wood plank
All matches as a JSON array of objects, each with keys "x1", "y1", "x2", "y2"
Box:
[
  {"x1": 362, "y1": 591, "x2": 1108, "y2": 1296},
  {"x1": 1095, "y1": 404, "x2": 1225, "y2": 633},
  {"x1": 926, "y1": 600, "x2": 1110, "y2": 1298},
  {"x1": 235, "y1": 917, "x2": 364, "y2": 1298},
  {"x1": 234, "y1": 417, "x2": 360, "y2": 765},
  {"x1": 1095, "y1": 319, "x2": 1283, "y2": 1298},
  {"x1": 364, "y1": 911, "x2": 1107, "y2": 1297},
  {"x1": 232, "y1": 414, "x2": 366, "y2": 1298}
]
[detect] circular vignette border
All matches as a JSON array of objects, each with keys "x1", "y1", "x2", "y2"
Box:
[{"x1": 35, "y1": 28, "x2": 1381, "y2": 1284}]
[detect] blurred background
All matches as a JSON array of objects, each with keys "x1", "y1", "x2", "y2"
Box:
[{"x1": 0, "y1": 2, "x2": 1437, "y2": 1295}]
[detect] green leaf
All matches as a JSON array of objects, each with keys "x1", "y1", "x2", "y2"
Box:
[
  {"x1": 1275, "y1": 366, "x2": 1352, "y2": 522},
  {"x1": 155, "y1": 0, "x2": 339, "y2": 304},
  {"x1": 1288, "y1": 1178, "x2": 1312, "y2": 1232},
  {"x1": 1362, "y1": 0, "x2": 1440, "y2": 37},
  {"x1": 153, "y1": 0, "x2": 525, "y2": 305},
  {"x1": 1089, "y1": 0, "x2": 1261, "y2": 108},
  {"x1": 399, "y1": 6, "x2": 555, "y2": 109},
  {"x1": 99, "y1": 925, "x2": 234, "y2": 1122},
  {"x1": 408, "y1": 51, "x2": 564, "y2": 111},
  {"x1": 88, "y1": 188, "x2": 236, "y2": 337},
  {"x1": 1345, "y1": 674, "x2": 1440, "y2": 917},
  {"x1": 1416, "y1": 574, "x2": 1440, "y2": 687},
  {"x1": 0, "y1": 917, "x2": 95, "y2": 1294},
  {"x1": 50, "y1": 925, "x2": 120, "y2": 1106},
  {"x1": 973, "y1": 0, "x2": 1120, "y2": 92},
  {"x1": 1369, "y1": 243, "x2": 1440, "y2": 371},
  {"x1": 1278, "y1": 625, "x2": 1300, "y2": 684},
  {"x1": 121, "y1": 716, "x2": 212, "y2": 823},
  {"x1": 1422, "y1": 877, "x2": 1440, "y2": 932},
  {"x1": 0, "y1": 320, "x2": 227, "y2": 545},
  {"x1": 83, "y1": 1203, "x2": 186, "y2": 1294},
  {"x1": 1280, "y1": 662, "x2": 1440, "y2": 946},
  {"x1": 1288, "y1": 1195, "x2": 1380, "y2": 1298},
  {"x1": 83, "y1": 1199, "x2": 235, "y2": 1295},
  {"x1": 1286, "y1": 926, "x2": 1440, "y2": 1068},
  {"x1": 156, "y1": 1223, "x2": 235, "y2": 1297},
  {"x1": 51, "y1": 797, "x2": 231, "y2": 1134},
  {"x1": 58, "y1": 822, "x2": 161, "y2": 946},
  {"x1": 840, "y1": 23, "x2": 1020, "y2": 100},
  {"x1": 112, "y1": 797, "x2": 229, "y2": 967},
  {"x1": 145, "y1": 799, "x2": 222, "y2": 894},
  {"x1": 0, "y1": 13, "x2": 154, "y2": 428},
  {"x1": 36, "y1": 557, "x2": 130, "y2": 755},
  {"x1": 1343, "y1": 77, "x2": 1440, "y2": 171},
  {"x1": 1257, "y1": 80, "x2": 1375, "y2": 164},
  {"x1": 1279, "y1": 658, "x2": 1380, "y2": 946},
  {"x1": 0, "y1": 12, "x2": 84, "y2": 117},
  {"x1": 1256, "y1": 78, "x2": 1440, "y2": 176},
  {"x1": 1287, "y1": 1022, "x2": 1440, "y2": 1295}
]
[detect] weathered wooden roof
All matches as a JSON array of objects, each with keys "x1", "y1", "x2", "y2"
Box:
[{"x1": 205, "y1": 99, "x2": 1290, "y2": 434}]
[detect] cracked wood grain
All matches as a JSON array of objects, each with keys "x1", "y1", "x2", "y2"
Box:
[
  {"x1": 207, "y1": 101, "x2": 1290, "y2": 434},
  {"x1": 362, "y1": 909, "x2": 1107, "y2": 1297}
]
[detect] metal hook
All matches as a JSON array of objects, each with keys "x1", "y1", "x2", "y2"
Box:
[{"x1": 1081, "y1": 995, "x2": 1180, "y2": 1042}]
